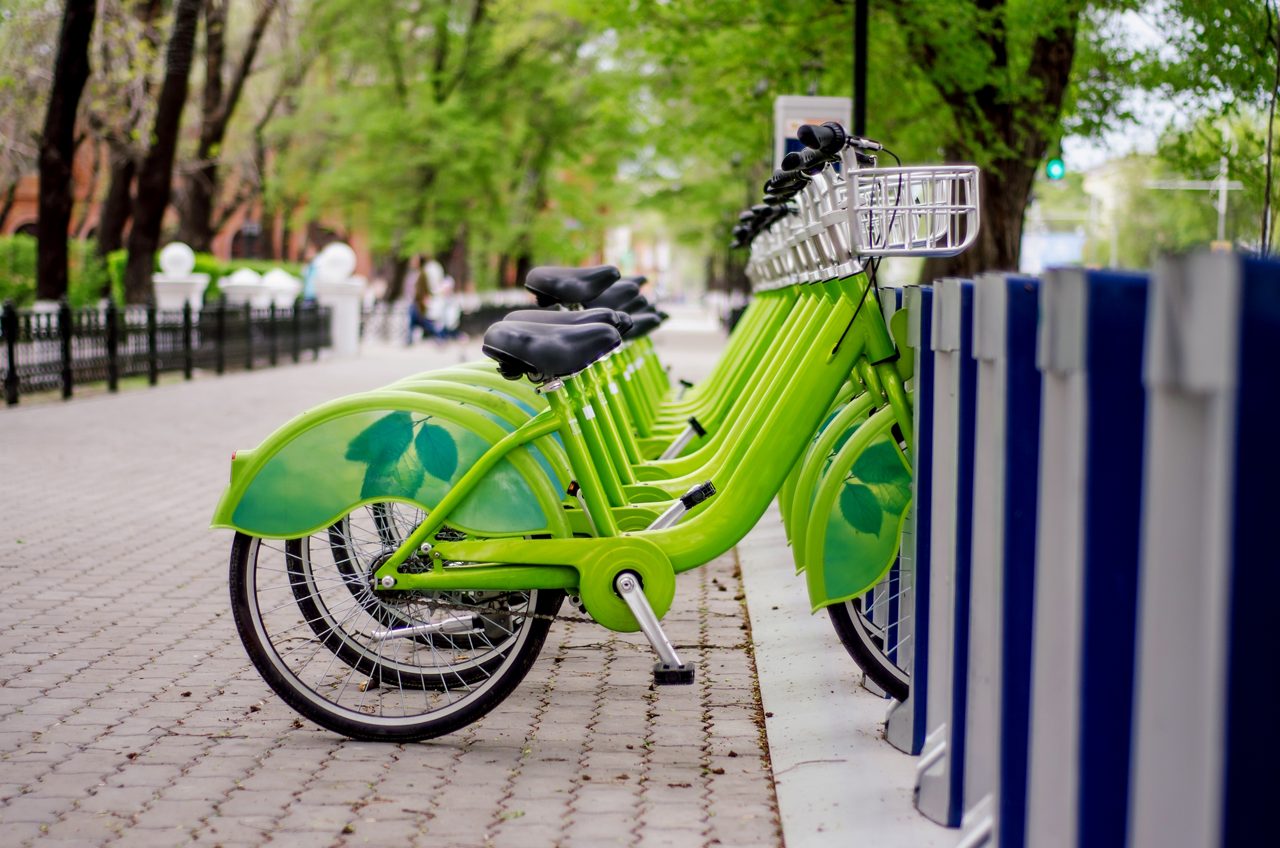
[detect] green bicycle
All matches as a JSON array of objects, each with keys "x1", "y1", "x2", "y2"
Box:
[{"x1": 215, "y1": 125, "x2": 979, "y2": 740}]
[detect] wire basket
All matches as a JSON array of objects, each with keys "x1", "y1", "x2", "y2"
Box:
[{"x1": 845, "y1": 164, "x2": 981, "y2": 257}]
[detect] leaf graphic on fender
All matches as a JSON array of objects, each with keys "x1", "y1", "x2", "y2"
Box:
[
  {"x1": 415, "y1": 421, "x2": 458, "y2": 481},
  {"x1": 840, "y1": 483, "x2": 884, "y2": 535},
  {"x1": 839, "y1": 435, "x2": 911, "y2": 536},
  {"x1": 854, "y1": 439, "x2": 907, "y2": 484},
  {"x1": 346, "y1": 411, "x2": 413, "y2": 464},
  {"x1": 345, "y1": 411, "x2": 424, "y2": 499}
]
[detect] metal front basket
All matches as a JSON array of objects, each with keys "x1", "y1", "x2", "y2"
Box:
[{"x1": 846, "y1": 165, "x2": 980, "y2": 258}]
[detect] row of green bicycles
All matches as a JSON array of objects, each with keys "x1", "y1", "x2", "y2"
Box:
[{"x1": 214, "y1": 123, "x2": 981, "y2": 741}]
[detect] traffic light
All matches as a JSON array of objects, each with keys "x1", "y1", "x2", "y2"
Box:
[{"x1": 1046, "y1": 157, "x2": 1066, "y2": 181}]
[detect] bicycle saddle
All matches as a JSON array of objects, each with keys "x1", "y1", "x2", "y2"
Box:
[
  {"x1": 624, "y1": 312, "x2": 663, "y2": 339},
  {"x1": 620, "y1": 275, "x2": 647, "y2": 285},
  {"x1": 503, "y1": 307, "x2": 633, "y2": 335},
  {"x1": 482, "y1": 320, "x2": 622, "y2": 381},
  {"x1": 524, "y1": 265, "x2": 620, "y2": 307},
  {"x1": 584, "y1": 280, "x2": 640, "y2": 311}
]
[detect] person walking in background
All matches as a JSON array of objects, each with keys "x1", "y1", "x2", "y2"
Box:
[
  {"x1": 405, "y1": 256, "x2": 434, "y2": 345},
  {"x1": 300, "y1": 243, "x2": 319, "y2": 302},
  {"x1": 429, "y1": 272, "x2": 462, "y2": 341}
]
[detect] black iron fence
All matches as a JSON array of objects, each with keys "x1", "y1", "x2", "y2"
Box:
[{"x1": 1, "y1": 298, "x2": 331, "y2": 405}]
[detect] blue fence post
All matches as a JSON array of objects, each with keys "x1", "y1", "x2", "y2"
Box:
[
  {"x1": 956, "y1": 273, "x2": 1042, "y2": 848},
  {"x1": 886, "y1": 284, "x2": 934, "y2": 756},
  {"x1": 1025, "y1": 267, "x2": 1148, "y2": 848},
  {"x1": 915, "y1": 278, "x2": 977, "y2": 827},
  {"x1": 1129, "y1": 252, "x2": 1279, "y2": 847}
]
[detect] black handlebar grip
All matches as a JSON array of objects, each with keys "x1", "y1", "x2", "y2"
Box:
[
  {"x1": 781, "y1": 146, "x2": 828, "y2": 173},
  {"x1": 797, "y1": 121, "x2": 848, "y2": 154}
]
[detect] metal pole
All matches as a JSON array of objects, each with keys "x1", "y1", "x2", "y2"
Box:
[
  {"x1": 59, "y1": 299, "x2": 73, "y2": 400},
  {"x1": 854, "y1": 0, "x2": 868, "y2": 135},
  {"x1": 215, "y1": 297, "x2": 226, "y2": 375},
  {"x1": 106, "y1": 300, "x2": 119, "y2": 392},
  {"x1": 146, "y1": 300, "x2": 158, "y2": 385},
  {"x1": 3, "y1": 300, "x2": 19, "y2": 405},
  {"x1": 182, "y1": 301, "x2": 193, "y2": 380}
]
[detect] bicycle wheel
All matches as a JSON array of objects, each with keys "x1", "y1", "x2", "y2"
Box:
[
  {"x1": 827, "y1": 560, "x2": 910, "y2": 701},
  {"x1": 230, "y1": 530, "x2": 563, "y2": 742},
  {"x1": 323, "y1": 502, "x2": 500, "y2": 657}
]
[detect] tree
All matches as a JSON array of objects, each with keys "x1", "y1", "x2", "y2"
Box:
[
  {"x1": 0, "y1": 0, "x2": 61, "y2": 233},
  {"x1": 85, "y1": 0, "x2": 166, "y2": 259},
  {"x1": 124, "y1": 0, "x2": 203, "y2": 303},
  {"x1": 36, "y1": 0, "x2": 97, "y2": 302},
  {"x1": 175, "y1": 0, "x2": 280, "y2": 252}
]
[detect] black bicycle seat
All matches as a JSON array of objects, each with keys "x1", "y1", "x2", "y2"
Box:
[
  {"x1": 584, "y1": 280, "x2": 641, "y2": 311},
  {"x1": 503, "y1": 307, "x2": 633, "y2": 336},
  {"x1": 524, "y1": 266, "x2": 620, "y2": 307},
  {"x1": 482, "y1": 320, "x2": 622, "y2": 381},
  {"x1": 625, "y1": 312, "x2": 663, "y2": 339}
]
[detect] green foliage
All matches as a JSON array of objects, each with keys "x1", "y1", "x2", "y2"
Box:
[
  {"x1": 0, "y1": 235, "x2": 111, "y2": 307},
  {"x1": 0, "y1": 234, "x2": 36, "y2": 306}
]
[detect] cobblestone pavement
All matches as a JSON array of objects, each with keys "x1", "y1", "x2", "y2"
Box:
[{"x1": 0, "y1": 330, "x2": 780, "y2": 847}]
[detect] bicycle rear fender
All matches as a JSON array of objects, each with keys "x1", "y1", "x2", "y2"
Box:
[
  {"x1": 210, "y1": 390, "x2": 569, "y2": 540},
  {"x1": 804, "y1": 405, "x2": 912, "y2": 611}
]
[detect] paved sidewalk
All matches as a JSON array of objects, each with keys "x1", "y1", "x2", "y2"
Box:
[{"x1": 0, "y1": 330, "x2": 779, "y2": 847}]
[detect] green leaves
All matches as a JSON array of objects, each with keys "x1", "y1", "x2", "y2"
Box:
[{"x1": 346, "y1": 412, "x2": 459, "y2": 500}]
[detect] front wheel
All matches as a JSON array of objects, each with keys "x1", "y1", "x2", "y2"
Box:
[
  {"x1": 827, "y1": 562, "x2": 910, "y2": 701},
  {"x1": 229, "y1": 531, "x2": 563, "y2": 742}
]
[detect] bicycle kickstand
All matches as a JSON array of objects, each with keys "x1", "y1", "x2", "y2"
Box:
[{"x1": 614, "y1": 572, "x2": 695, "y2": 686}]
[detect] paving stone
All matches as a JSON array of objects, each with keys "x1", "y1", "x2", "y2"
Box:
[{"x1": 0, "y1": 334, "x2": 779, "y2": 847}]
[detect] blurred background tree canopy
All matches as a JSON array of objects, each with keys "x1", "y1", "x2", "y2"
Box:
[{"x1": 2, "y1": 0, "x2": 1277, "y2": 301}]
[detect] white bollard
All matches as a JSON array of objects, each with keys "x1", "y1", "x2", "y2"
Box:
[
  {"x1": 152, "y1": 242, "x2": 210, "y2": 312},
  {"x1": 313, "y1": 243, "x2": 363, "y2": 357}
]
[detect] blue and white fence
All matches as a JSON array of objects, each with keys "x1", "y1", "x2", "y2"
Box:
[{"x1": 862, "y1": 250, "x2": 1274, "y2": 848}]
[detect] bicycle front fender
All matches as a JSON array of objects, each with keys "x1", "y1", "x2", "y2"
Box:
[
  {"x1": 210, "y1": 389, "x2": 570, "y2": 541},
  {"x1": 803, "y1": 404, "x2": 911, "y2": 612}
]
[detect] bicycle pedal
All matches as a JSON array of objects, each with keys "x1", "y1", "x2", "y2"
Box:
[{"x1": 653, "y1": 661, "x2": 695, "y2": 686}]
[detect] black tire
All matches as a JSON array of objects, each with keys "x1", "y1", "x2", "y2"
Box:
[
  {"x1": 827, "y1": 567, "x2": 910, "y2": 702},
  {"x1": 230, "y1": 531, "x2": 563, "y2": 742}
]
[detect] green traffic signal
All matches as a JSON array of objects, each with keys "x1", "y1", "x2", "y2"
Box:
[{"x1": 1046, "y1": 157, "x2": 1066, "y2": 180}]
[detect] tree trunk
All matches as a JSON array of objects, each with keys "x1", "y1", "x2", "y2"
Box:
[
  {"x1": 921, "y1": 159, "x2": 1035, "y2": 279},
  {"x1": 97, "y1": 144, "x2": 136, "y2": 257},
  {"x1": 445, "y1": 225, "x2": 469, "y2": 286},
  {"x1": 0, "y1": 182, "x2": 16, "y2": 232},
  {"x1": 36, "y1": 0, "x2": 97, "y2": 302},
  {"x1": 176, "y1": 0, "x2": 278, "y2": 252},
  {"x1": 385, "y1": 254, "x2": 410, "y2": 303},
  {"x1": 72, "y1": 140, "x2": 102, "y2": 238},
  {"x1": 125, "y1": 0, "x2": 203, "y2": 303}
]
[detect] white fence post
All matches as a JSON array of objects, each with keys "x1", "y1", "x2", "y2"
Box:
[
  {"x1": 915, "y1": 278, "x2": 977, "y2": 827},
  {"x1": 886, "y1": 284, "x2": 934, "y2": 755},
  {"x1": 1128, "y1": 251, "x2": 1274, "y2": 848},
  {"x1": 1025, "y1": 267, "x2": 1149, "y2": 848},
  {"x1": 956, "y1": 273, "x2": 1043, "y2": 848}
]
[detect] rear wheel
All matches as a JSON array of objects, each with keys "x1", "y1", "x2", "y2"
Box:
[
  {"x1": 827, "y1": 560, "x2": 910, "y2": 701},
  {"x1": 229, "y1": 528, "x2": 562, "y2": 742}
]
